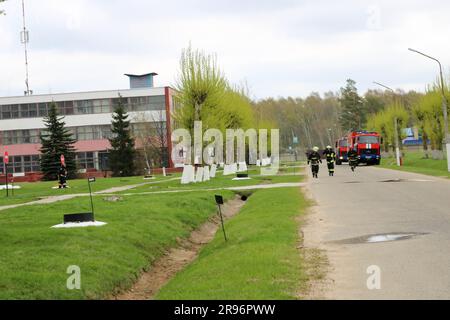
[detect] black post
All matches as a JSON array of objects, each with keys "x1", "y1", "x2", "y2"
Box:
[
  {"x1": 88, "y1": 178, "x2": 95, "y2": 217},
  {"x1": 214, "y1": 195, "x2": 227, "y2": 241},
  {"x1": 5, "y1": 163, "x2": 8, "y2": 198},
  {"x1": 217, "y1": 204, "x2": 227, "y2": 242}
]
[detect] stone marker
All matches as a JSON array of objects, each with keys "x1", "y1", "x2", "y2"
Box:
[
  {"x1": 195, "y1": 166, "x2": 204, "y2": 182},
  {"x1": 231, "y1": 163, "x2": 238, "y2": 173},
  {"x1": 223, "y1": 164, "x2": 232, "y2": 176},
  {"x1": 203, "y1": 166, "x2": 211, "y2": 181},
  {"x1": 181, "y1": 165, "x2": 194, "y2": 184},
  {"x1": 238, "y1": 162, "x2": 248, "y2": 172},
  {"x1": 210, "y1": 164, "x2": 217, "y2": 178}
]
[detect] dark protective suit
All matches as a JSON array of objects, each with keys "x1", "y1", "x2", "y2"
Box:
[
  {"x1": 58, "y1": 166, "x2": 68, "y2": 188},
  {"x1": 348, "y1": 149, "x2": 359, "y2": 172},
  {"x1": 307, "y1": 151, "x2": 322, "y2": 178},
  {"x1": 323, "y1": 149, "x2": 336, "y2": 176}
]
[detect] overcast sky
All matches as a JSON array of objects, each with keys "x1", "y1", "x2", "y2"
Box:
[{"x1": 1, "y1": 0, "x2": 450, "y2": 100}]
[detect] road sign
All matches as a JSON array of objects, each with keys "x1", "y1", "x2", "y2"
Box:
[
  {"x1": 60, "y1": 154, "x2": 65, "y2": 166},
  {"x1": 4, "y1": 151, "x2": 9, "y2": 165},
  {"x1": 215, "y1": 195, "x2": 224, "y2": 205},
  {"x1": 88, "y1": 177, "x2": 96, "y2": 183}
]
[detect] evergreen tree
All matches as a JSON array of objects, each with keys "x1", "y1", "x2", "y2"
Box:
[
  {"x1": 109, "y1": 96, "x2": 136, "y2": 176},
  {"x1": 339, "y1": 79, "x2": 365, "y2": 131},
  {"x1": 39, "y1": 102, "x2": 77, "y2": 180}
]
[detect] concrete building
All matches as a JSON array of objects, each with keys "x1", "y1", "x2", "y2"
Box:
[{"x1": 0, "y1": 73, "x2": 176, "y2": 180}]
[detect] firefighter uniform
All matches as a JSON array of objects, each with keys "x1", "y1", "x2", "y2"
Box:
[
  {"x1": 58, "y1": 166, "x2": 68, "y2": 189},
  {"x1": 324, "y1": 147, "x2": 336, "y2": 176},
  {"x1": 307, "y1": 148, "x2": 322, "y2": 178},
  {"x1": 348, "y1": 149, "x2": 359, "y2": 172}
]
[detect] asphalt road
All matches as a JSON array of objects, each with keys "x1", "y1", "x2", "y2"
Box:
[{"x1": 305, "y1": 162, "x2": 450, "y2": 299}]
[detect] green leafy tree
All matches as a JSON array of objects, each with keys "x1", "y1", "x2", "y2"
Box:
[
  {"x1": 422, "y1": 90, "x2": 445, "y2": 151},
  {"x1": 339, "y1": 79, "x2": 365, "y2": 131},
  {"x1": 367, "y1": 102, "x2": 408, "y2": 152},
  {"x1": 39, "y1": 103, "x2": 77, "y2": 180},
  {"x1": 412, "y1": 103, "x2": 429, "y2": 155},
  {"x1": 367, "y1": 111, "x2": 389, "y2": 152},
  {"x1": 174, "y1": 45, "x2": 228, "y2": 130},
  {"x1": 384, "y1": 102, "x2": 409, "y2": 151},
  {"x1": 109, "y1": 96, "x2": 136, "y2": 176},
  {"x1": 173, "y1": 46, "x2": 255, "y2": 163}
]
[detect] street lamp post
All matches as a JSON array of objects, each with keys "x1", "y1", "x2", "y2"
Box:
[
  {"x1": 408, "y1": 48, "x2": 450, "y2": 172},
  {"x1": 373, "y1": 82, "x2": 401, "y2": 166}
]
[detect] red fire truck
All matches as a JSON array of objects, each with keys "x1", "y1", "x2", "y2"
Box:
[
  {"x1": 335, "y1": 138, "x2": 349, "y2": 165},
  {"x1": 347, "y1": 131, "x2": 382, "y2": 165}
]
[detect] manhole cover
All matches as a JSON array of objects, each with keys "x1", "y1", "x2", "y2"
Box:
[{"x1": 331, "y1": 232, "x2": 427, "y2": 245}]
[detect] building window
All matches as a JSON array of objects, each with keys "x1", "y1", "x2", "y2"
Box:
[
  {"x1": 1, "y1": 95, "x2": 167, "y2": 120},
  {"x1": 0, "y1": 154, "x2": 40, "y2": 173},
  {"x1": 76, "y1": 152, "x2": 95, "y2": 169}
]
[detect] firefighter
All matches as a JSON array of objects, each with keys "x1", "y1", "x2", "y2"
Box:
[
  {"x1": 323, "y1": 145, "x2": 336, "y2": 176},
  {"x1": 348, "y1": 148, "x2": 359, "y2": 172},
  {"x1": 58, "y1": 165, "x2": 68, "y2": 189},
  {"x1": 307, "y1": 146, "x2": 322, "y2": 178}
]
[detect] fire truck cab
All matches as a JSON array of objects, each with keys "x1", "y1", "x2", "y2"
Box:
[
  {"x1": 335, "y1": 138, "x2": 349, "y2": 165},
  {"x1": 348, "y1": 131, "x2": 381, "y2": 165}
]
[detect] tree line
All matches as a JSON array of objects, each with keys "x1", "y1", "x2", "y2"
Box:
[{"x1": 254, "y1": 75, "x2": 450, "y2": 160}]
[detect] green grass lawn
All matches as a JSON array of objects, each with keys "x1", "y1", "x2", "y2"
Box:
[
  {"x1": 156, "y1": 187, "x2": 308, "y2": 300},
  {"x1": 0, "y1": 190, "x2": 235, "y2": 299},
  {"x1": 0, "y1": 175, "x2": 177, "y2": 207},
  {"x1": 118, "y1": 168, "x2": 304, "y2": 194},
  {"x1": 380, "y1": 151, "x2": 450, "y2": 178}
]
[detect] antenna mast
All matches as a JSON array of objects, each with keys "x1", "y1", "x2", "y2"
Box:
[{"x1": 20, "y1": 0, "x2": 32, "y2": 96}]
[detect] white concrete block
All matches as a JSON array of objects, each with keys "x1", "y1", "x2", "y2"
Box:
[
  {"x1": 210, "y1": 164, "x2": 217, "y2": 178},
  {"x1": 195, "y1": 167, "x2": 204, "y2": 182},
  {"x1": 238, "y1": 162, "x2": 248, "y2": 172},
  {"x1": 203, "y1": 166, "x2": 210, "y2": 181},
  {"x1": 181, "y1": 165, "x2": 194, "y2": 184}
]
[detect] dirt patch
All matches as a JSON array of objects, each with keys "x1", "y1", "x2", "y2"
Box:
[
  {"x1": 296, "y1": 179, "x2": 334, "y2": 300},
  {"x1": 113, "y1": 195, "x2": 246, "y2": 300}
]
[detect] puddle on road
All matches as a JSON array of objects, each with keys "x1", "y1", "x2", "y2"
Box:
[
  {"x1": 331, "y1": 232, "x2": 427, "y2": 245},
  {"x1": 343, "y1": 179, "x2": 433, "y2": 184},
  {"x1": 380, "y1": 179, "x2": 405, "y2": 183}
]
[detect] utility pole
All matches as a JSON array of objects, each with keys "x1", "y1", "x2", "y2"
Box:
[
  {"x1": 373, "y1": 82, "x2": 401, "y2": 166},
  {"x1": 21, "y1": 0, "x2": 32, "y2": 96},
  {"x1": 408, "y1": 48, "x2": 450, "y2": 171}
]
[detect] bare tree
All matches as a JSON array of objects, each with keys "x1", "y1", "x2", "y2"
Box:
[{"x1": 132, "y1": 111, "x2": 169, "y2": 174}]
